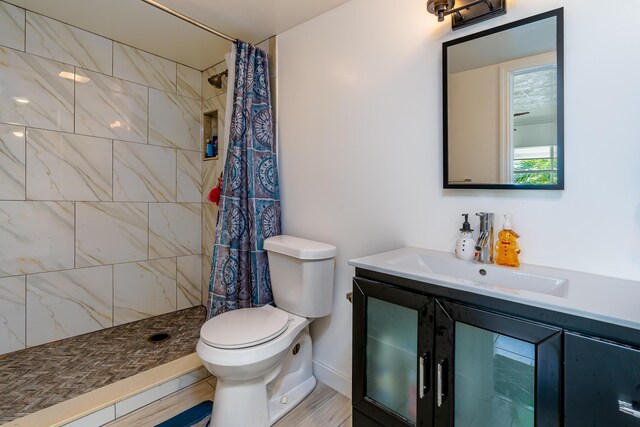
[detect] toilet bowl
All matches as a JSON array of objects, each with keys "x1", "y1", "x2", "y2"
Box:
[{"x1": 197, "y1": 235, "x2": 336, "y2": 427}]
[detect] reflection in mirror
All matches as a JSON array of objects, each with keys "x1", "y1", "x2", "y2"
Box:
[{"x1": 444, "y1": 9, "x2": 563, "y2": 189}]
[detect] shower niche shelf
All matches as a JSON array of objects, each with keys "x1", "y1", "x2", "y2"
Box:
[{"x1": 203, "y1": 109, "x2": 219, "y2": 161}]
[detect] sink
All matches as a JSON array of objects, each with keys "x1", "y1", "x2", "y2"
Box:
[{"x1": 386, "y1": 252, "x2": 569, "y2": 297}]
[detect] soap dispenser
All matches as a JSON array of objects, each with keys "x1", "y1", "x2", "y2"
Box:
[
  {"x1": 495, "y1": 214, "x2": 521, "y2": 268},
  {"x1": 455, "y1": 214, "x2": 476, "y2": 261}
]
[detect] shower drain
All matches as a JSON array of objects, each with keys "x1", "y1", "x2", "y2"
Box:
[{"x1": 147, "y1": 332, "x2": 171, "y2": 343}]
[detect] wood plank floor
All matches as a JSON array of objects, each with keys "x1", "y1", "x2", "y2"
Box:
[{"x1": 106, "y1": 378, "x2": 351, "y2": 427}]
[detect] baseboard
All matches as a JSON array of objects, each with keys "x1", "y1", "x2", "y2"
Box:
[{"x1": 312, "y1": 360, "x2": 351, "y2": 399}]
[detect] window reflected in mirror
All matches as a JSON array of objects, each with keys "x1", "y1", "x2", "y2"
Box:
[{"x1": 444, "y1": 9, "x2": 564, "y2": 189}]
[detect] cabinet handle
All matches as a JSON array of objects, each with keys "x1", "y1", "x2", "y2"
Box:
[
  {"x1": 437, "y1": 359, "x2": 445, "y2": 407},
  {"x1": 419, "y1": 354, "x2": 426, "y2": 399},
  {"x1": 619, "y1": 400, "x2": 640, "y2": 419}
]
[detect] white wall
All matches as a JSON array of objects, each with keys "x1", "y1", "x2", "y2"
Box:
[
  {"x1": 277, "y1": 0, "x2": 640, "y2": 396},
  {"x1": 449, "y1": 65, "x2": 500, "y2": 183}
]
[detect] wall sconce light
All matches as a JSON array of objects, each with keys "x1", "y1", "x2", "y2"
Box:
[{"x1": 427, "y1": 0, "x2": 506, "y2": 30}]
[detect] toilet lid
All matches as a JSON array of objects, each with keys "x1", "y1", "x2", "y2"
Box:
[{"x1": 200, "y1": 305, "x2": 290, "y2": 349}]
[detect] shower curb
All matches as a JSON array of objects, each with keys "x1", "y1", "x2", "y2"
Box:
[{"x1": 4, "y1": 354, "x2": 207, "y2": 427}]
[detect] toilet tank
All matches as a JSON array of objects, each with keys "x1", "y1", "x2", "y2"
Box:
[{"x1": 264, "y1": 235, "x2": 336, "y2": 318}]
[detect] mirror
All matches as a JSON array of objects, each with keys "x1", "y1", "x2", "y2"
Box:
[{"x1": 443, "y1": 9, "x2": 564, "y2": 189}]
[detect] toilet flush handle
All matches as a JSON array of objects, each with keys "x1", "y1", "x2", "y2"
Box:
[{"x1": 346, "y1": 292, "x2": 353, "y2": 303}]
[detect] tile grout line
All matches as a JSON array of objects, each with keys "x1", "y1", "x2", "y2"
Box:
[
  {"x1": 175, "y1": 255, "x2": 178, "y2": 311},
  {"x1": 23, "y1": 275, "x2": 26, "y2": 350},
  {"x1": 73, "y1": 65, "x2": 76, "y2": 134},
  {"x1": 112, "y1": 263, "x2": 115, "y2": 327},
  {"x1": 73, "y1": 202, "x2": 77, "y2": 270},
  {"x1": 0, "y1": 255, "x2": 188, "y2": 281}
]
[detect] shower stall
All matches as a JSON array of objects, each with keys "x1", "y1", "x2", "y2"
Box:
[{"x1": 0, "y1": 0, "x2": 276, "y2": 423}]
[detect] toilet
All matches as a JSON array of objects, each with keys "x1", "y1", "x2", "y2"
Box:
[{"x1": 196, "y1": 235, "x2": 337, "y2": 427}]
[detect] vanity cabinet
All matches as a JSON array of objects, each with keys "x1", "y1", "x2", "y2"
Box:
[
  {"x1": 353, "y1": 277, "x2": 562, "y2": 426},
  {"x1": 352, "y1": 277, "x2": 434, "y2": 426},
  {"x1": 434, "y1": 300, "x2": 562, "y2": 426},
  {"x1": 351, "y1": 249, "x2": 640, "y2": 426},
  {"x1": 565, "y1": 332, "x2": 640, "y2": 426}
]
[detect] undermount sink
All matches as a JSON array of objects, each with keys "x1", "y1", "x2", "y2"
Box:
[{"x1": 386, "y1": 251, "x2": 569, "y2": 297}]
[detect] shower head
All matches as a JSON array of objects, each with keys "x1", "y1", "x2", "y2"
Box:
[{"x1": 207, "y1": 70, "x2": 228, "y2": 89}]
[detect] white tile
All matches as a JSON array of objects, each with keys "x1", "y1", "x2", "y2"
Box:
[
  {"x1": 203, "y1": 92, "x2": 226, "y2": 115},
  {"x1": 26, "y1": 12, "x2": 112, "y2": 74},
  {"x1": 26, "y1": 266, "x2": 112, "y2": 346},
  {"x1": 177, "y1": 255, "x2": 202, "y2": 310},
  {"x1": 0, "y1": 124, "x2": 26, "y2": 200},
  {"x1": 113, "y1": 43, "x2": 176, "y2": 93},
  {"x1": 0, "y1": 1, "x2": 25, "y2": 51},
  {"x1": 0, "y1": 46, "x2": 74, "y2": 132},
  {"x1": 0, "y1": 275, "x2": 26, "y2": 355},
  {"x1": 26, "y1": 129, "x2": 112, "y2": 201},
  {"x1": 113, "y1": 258, "x2": 176, "y2": 325},
  {"x1": 177, "y1": 64, "x2": 201, "y2": 99},
  {"x1": 202, "y1": 254, "x2": 211, "y2": 305},
  {"x1": 0, "y1": 201, "x2": 74, "y2": 277},
  {"x1": 149, "y1": 89, "x2": 200, "y2": 151},
  {"x1": 113, "y1": 140, "x2": 176, "y2": 202},
  {"x1": 75, "y1": 69, "x2": 148, "y2": 144},
  {"x1": 64, "y1": 405, "x2": 115, "y2": 427},
  {"x1": 202, "y1": 203, "x2": 217, "y2": 257},
  {"x1": 177, "y1": 150, "x2": 201, "y2": 203},
  {"x1": 76, "y1": 202, "x2": 148, "y2": 267},
  {"x1": 115, "y1": 368, "x2": 208, "y2": 417},
  {"x1": 177, "y1": 367, "x2": 210, "y2": 388},
  {"x1": 149, "y1": 203, "x2": 201, "y2": 258}
]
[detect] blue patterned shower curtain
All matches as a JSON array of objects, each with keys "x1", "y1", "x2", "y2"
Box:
[{"x1": 207, "y1": 40, "x2": 281, "y2": 318}]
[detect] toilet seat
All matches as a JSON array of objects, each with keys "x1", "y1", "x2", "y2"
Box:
[{"x1": 200, "y1": 305, "x2": 290, "y2": 349}]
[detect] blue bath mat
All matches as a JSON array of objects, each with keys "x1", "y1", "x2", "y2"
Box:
[{"x1": 155, "y1": 400, "x2": 212, "y2": 427}]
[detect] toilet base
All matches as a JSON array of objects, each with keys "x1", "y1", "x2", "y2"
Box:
[
  {"x1": 210, "y1": 329, "x2": 315, "y2": 427},
  {"x1": 268, "y1": 376, "x2": 316, "y2": 424}
]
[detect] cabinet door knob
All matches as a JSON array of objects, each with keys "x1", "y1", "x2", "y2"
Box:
[{"x1": 619, "y1": 400, "x2": 640, "y2": 419}]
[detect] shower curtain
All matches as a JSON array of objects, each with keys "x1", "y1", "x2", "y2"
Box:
[{"x1": 207, "y1": 40, "x2": 281, "y2": 318}]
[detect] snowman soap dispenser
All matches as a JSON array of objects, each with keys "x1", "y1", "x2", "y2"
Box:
[{"x1": 455, "y1": 214, "x2": 476, "y2": 261}]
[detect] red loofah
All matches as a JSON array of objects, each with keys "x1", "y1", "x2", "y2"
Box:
[
  {"x1": 208, "y1": 175, "x2": 223, "y2": 205},
  {"x1": 208, "y1": 187, "x2": 221, "y2": 204}
]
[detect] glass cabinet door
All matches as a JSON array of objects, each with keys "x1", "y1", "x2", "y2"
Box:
[
  {"x1": 353, "y1": 278, "x2": 434, "y2": 427},
  {"x1": 434, "y1": 301, "x2": 562, "y2": 427}
]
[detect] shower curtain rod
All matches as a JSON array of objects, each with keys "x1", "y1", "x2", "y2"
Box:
[{"x1": 140, "y1": 0, "x2": 236, "y2": 43}]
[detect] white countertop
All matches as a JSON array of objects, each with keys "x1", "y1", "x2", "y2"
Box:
[{"x1": 349, "y1": 247, "x2": 640, "y2": 332}]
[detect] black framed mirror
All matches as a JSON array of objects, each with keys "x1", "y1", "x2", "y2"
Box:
[{"x1": 443, "y1": 8, "x2": 564, "y2": 189}]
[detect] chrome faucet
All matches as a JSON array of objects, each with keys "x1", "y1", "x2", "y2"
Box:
[{"x1": 475, "y1": 212, "x2": 494, "y2": 264}]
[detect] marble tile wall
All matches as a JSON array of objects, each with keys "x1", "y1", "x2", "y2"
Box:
[{"x1": 0, "y1": 1, "x2": 206, "y2": 355}]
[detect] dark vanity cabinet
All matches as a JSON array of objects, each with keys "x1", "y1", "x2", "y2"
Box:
[
  {"x1": 352, "y1": 278, "x2": 434, "y2": 426},
  {"x1": 565, "y1": 332, "x2": 640, "y2": 426},
  {"x1": 353, "y1": 277, "x2": 563, "y2": 426},
  {"x1": 434, "y1": 300, "x2": 562, "y2": 426}
]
